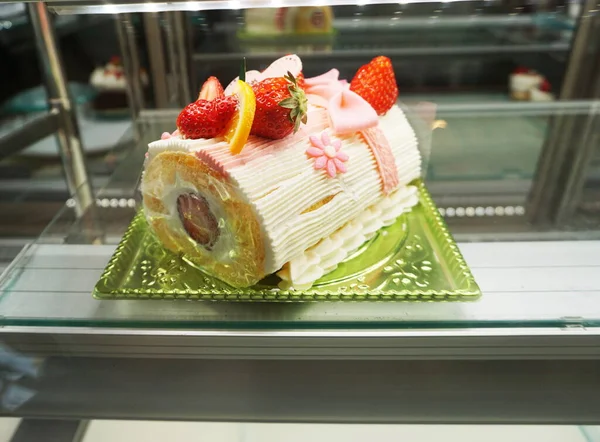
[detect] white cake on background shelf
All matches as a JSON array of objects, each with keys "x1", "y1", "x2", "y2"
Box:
[{"x1": 509, "y1": 67, "x2": 555, "y2": 102}]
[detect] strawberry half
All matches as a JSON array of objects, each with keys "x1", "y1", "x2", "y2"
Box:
[
  {"x1": 198, "y1": 76, "x2": 224, "y2": 100},
  {"x1": 251, "y1": 72, "x2": 308, "y2": 140},
  {"x1": 350, "y1": 56, "x2": 398, "y2": 116},
  {"x1": 539, "y1": 78, "x2": 552, "y2": 92}
]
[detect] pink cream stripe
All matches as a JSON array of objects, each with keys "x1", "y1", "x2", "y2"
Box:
[
  {"x1": 359, "y1": 126, "x2": 399, "y2": 195},
  {"x1": 193, "y1": 108, "x2": 329, "y2": 175},
  {"x1": 194, "y1": 150, "x2": 228, "y2": 177}
]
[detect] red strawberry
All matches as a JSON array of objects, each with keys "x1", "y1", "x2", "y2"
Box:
[
  {"x1": 198, "y1": 76, "x2": 224, "y2": 100},
  {"x1": 540, "y1": 78, "x2": 551, "y2": 92},
  {"x1": 296, "y1": 72, "x2": 306, "y2": 89},
  {"x1": 251, "y1": 72, "x2": 308, "y2": 140},
  {"x1": 176, "y1": 96, "x2": 237, "y2": 139},
  {"x1": 350, "y1": 56, "x2": 398, "y2": 115}
]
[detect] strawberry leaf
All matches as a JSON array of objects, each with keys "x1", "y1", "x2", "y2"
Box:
[
  {"x1": 293, "y1": 116, "x2": 302, "y2": 133},
  {"x1": 273, "y1": 71, "x2": 309, "y2": 135},
  {"x1": 279, "y1": 97, "x2": 297, "y2": 109}
]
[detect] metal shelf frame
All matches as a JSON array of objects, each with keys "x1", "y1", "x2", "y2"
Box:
[{"x1": 0, "y1": 3, "x2": 93, "y2": 217}]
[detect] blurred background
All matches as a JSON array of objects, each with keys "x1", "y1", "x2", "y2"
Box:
[
  {"x1": 0, "y1": 2, "x2": 598, "y2": 436},
  {"x1": 0, "y1": 0, "x2": 598, "y2": 263}
]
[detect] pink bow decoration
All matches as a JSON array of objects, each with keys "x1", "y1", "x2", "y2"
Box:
[
  {"x1": 305, "y1": 69, "x2": 378, "y2": 135},
  {"x1": 304, "y1": 68, "x2": 341, "y2": 87},
  {"x1": 305, "y1": 69, "x2": 400, "y2": 194},
  {"x1": 360, "y1": 126, "x2": 399, "y2": 194},
  {"x1": 328, "y1": 89, "x2": 379, "y2": 134}
]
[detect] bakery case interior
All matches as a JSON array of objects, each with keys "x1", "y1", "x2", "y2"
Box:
[
  {"x1": 0, "y1": 0, "x2": 599, "y2": 316},
  {"x1": 0, "y1": 0, "x2": 599, "y2": 436}
]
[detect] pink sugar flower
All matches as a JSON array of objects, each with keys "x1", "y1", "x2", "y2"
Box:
[{"x1": 307, "y1": 131, "x2": 349, "y2": 178}]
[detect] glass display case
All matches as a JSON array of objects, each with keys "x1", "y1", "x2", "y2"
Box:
[{"x1": 0, "y1": 0, "x2": 599, "y2": 435}]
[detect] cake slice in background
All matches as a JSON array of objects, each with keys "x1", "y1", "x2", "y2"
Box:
[
  {"x1": 529, "y1": 78, "x2": 555, "y2": 102},
  {"x1": 239, "y1": 7, "x2": 334, "y2": 54},
  {"x1": 509, "y1": 67, "x2": 543, "y2": 101},
  {"x1": 509, "y1": 67, "x2": 554, "y2": 102},
  {"x1": 89, "y1": 56, "x2": 148, "y2": 118}
]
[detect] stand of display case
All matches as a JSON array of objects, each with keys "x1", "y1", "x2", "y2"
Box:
[
  {"x1": 0, "y1": 111, "x2": 599, "y2": 423},
  {"x1": 0, "y1": 3, "x2": 93, "y2": 216}
]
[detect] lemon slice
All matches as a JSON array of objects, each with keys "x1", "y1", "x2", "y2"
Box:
[{"x1": 224, "y1": 80, "x2": 256, "y2": 155}]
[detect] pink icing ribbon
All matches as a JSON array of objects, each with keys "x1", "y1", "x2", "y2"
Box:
[
  {"x1": 304, "y1": 69, "x2": 378, "y2": 135},
  {"x1": 195, "y1": 149, "x2": 229, "y2": 178},
  {"x1": 359, "y1": 127, "x2": 399, "y2": 194},
  {"x1": 305, "y1": 69, "x2": 399, "y2": 194}
]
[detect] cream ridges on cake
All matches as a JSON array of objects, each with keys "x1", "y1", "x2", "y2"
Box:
[
  {"x1": 144, "y1": 104, "x2": 420, "y2": 286},
  {"x1": 278, "y1": 184, "x2": 419, "y2": 289},
  {"x1": 141, "y1": 55, "x2": 422, "y2": 288}
]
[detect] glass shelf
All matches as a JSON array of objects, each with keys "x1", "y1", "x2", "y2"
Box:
[
  {"x1": 47, "y1": 0, "x2": 487, "y2": 15},
  {"x1": 190, "y1": 9, "x2": 571, "y2": 97},
  {"x1": 0, "y1": 101, "x2": 599, "y2": 330}
]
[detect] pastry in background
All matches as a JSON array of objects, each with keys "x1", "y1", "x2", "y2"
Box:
[
  {"x1": 243, "y1": 7, "x2": 333, "y2": 35},
  {"x1": 244, "y1": 8, "x2": 296, "y2": 35},
  {"x1": 89, "y1": 56, "x2": 148, "y2": 116},
  {"x1": 240, "y1": 7, "x2": 334, "y2": 53},
  {"x1": 529, "y1": 78, "x2": 555, "y2": 102},
  {"x1": 509, "y1": 67, "x2": 543, "y2": 101},
  {"x1": 509, "y1": 67, "x2": 555, "y2": 102},
  {"x1": 294, "y1": 6, "x2": 334, "y2": 34}
]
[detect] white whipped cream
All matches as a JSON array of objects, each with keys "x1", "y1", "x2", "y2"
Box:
[
  {"x1": 529, "y1": 88, "x2": 554, "y2": 102},
  {"x1": 145, "y1": 104, "x2": 421, "y2": 284},
  {"x1": 277, "y1": 185, "x2": 419, "y2": 289},
  {"x1": 509, "y1": 73, "x2": 542, "y2": 93}
]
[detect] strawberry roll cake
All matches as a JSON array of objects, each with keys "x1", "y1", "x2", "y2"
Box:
[{"x1": 141, "y1": 55, "x2": 422, "y2": 288}]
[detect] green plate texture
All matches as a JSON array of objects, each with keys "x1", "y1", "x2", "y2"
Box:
[{"x1": 94, "y1": 181, "x2": 481, "y2": 302}]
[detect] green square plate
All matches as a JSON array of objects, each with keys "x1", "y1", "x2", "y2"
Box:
[{"x1": 94, "y1": 181, "x2": 480, "y2": 302}]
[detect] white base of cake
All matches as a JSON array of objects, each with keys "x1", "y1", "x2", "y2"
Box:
[
  {"x1": 509, "y1": 73, "x2": 543, "y2": 94},
  {"x1": 277, "y1": 184, "x2": 419, "y2": 290},
  {"x1": 530, "y1": 89, "x2": 555, "y2": 102}
]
